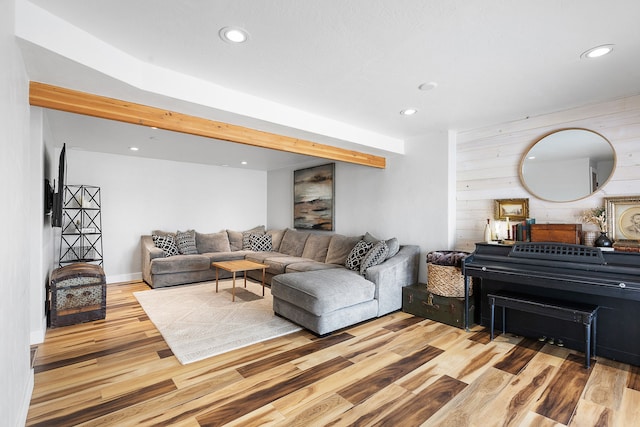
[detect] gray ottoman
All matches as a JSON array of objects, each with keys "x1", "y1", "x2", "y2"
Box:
[{"x1": 271, "y1": 268, "x2": 379, "y2": 335}]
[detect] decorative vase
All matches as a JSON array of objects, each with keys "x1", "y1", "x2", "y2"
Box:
[
  {"x1": 583, "y1": 231, "x2": 597, "y2": 246},
  {"x1": 594, "y1": 232, "x2": 613, "y2": 248}
]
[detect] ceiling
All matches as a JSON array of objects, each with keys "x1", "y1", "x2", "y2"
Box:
[{"x1": 18, "y1": 0, "x2": 640, "y2": 170}]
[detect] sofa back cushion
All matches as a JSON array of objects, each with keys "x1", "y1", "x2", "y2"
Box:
[
  {"x1": 278, "y1": 229, "x2": 310, "y2": 257},
  {"x1": 196, "y1": 231, "x2": 231, "y2": 253},
  {"x1": 267, "y1": 229, "x2": 286, "y2": 252},
  {"x1": 325, "y1": 234, "x2": 362, "y2": 265},
  {"x1": 301, "y1": 234, "x2": 333, "y2": 262}
]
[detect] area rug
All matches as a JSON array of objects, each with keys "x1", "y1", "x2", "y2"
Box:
[{"x1": 134, "y1": 279, "x2": 301, "y2": 364}]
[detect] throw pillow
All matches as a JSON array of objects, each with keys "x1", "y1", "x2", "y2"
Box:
[
  {"x1": 152, "y1": 234, "x2": 179, "y2": 257},
  {"x1": 175, "y1": 229, "x2": 198, "y2": 255},
  {"x1": 250, "y1": 233, "x2": 272, "y2": 252},
  {"x1": 385, "y1": 237, "x2": 400, "y2": 259},
  {"x1": 360, "y1": 240, "x2": 389, "y2": 275},
  {"x1": 227, "y1": 225, "x2": 265, "y2": 251},
  {"x1": 345, "y1": 240, "x2": 373, "y2": 271}
]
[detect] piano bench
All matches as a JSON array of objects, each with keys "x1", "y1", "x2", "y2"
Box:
[{"x1": 487, "y1": 292, "x2": 599, "y2": 369}]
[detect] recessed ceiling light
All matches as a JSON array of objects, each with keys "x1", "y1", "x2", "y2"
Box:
[
  {"x1": 400, "y1": 109, "x2": 418, "y2": 116},
  {"x1": 418, "y1": 82, "x2": 438, "y2": 91},
  {"x1": 241, "y1": 161, "x2": 248, "y2": 165},
  {"x1": 581, "y1": 44, "x2": 614, "y2": 59},
  {"x1": 129, "y1": 147, "x2": 139, "y2": 151},
  {"x1": 219, "y1": 26, "x2": 249, "y2": 43}
]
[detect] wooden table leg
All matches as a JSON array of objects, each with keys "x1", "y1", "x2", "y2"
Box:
[
  {"x1": 244, "y1": 272, "x2": 247, "y2": 288},
  {"x1": 261, "y1": 268, "x2": 265, "y2": 296},
  {"x1": 215, "y1": 267, "x2": 219, "y2": 293},
  {"x1": 232, "y1": 272, "x2": 236, "y2": 302}
]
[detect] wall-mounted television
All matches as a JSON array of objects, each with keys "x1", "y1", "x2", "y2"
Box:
[{"x1": 51, "y1": 143, "x2": 66, "y2": 228}]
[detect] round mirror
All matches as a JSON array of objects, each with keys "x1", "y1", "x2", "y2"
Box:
[{"x1": 519, "y1": 129, "x2": 615, "y2": 202}]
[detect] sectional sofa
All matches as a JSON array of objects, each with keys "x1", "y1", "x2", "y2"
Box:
[{"x1": 141, "y1": 227, "x2": 419, "y2": 334}]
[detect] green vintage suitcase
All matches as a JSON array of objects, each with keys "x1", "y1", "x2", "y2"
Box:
[{"x1": 402, "y1": 283, "x2": 474, "y2": 329}]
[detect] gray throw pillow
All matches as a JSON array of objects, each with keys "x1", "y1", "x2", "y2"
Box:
[
  {"x1": 360, "y1": 240, "x2": 389, "y2": 275},
  {"x1": 385, "y1": 237, "x2": 400, "y2": 259},
  {"x1": 152, "y1": 234, "x2": 179, "y2": 257},
  {"x1": 345, "y1": 240, "x2": 373, "y2": 271},
  {"x1": 175, "y1": 229, "x2": 198, "y2": 255}
]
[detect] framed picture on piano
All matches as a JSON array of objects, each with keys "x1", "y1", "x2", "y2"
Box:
[
  {"x1": 494, "y1": 198, "x2": 529, "y2": 221},
  {"x1": 605, "y1": 195, "x2": 640, "y2": 242}
]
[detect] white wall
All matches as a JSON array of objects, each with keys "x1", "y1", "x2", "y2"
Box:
[
  {"x1": 1, "y1": 0, "x2": 34, "y2": 423},
  {"x1": 64, "y1": 150, "x2": 268, "y2": 282},
  {"x1": 267, "y1": 131, "x2": 451, "y2": 282},
  {"x1": 456, "y1": 94, "x2": 640, "y2": 251}
]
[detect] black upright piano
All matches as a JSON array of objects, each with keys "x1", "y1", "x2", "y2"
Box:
[{"x1": 463, "y1": 242, "x2": 640, "y2": 366}]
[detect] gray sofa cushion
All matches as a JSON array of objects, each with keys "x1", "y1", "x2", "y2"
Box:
[
  {"x1": 325, "y1": 234, "x2": 362, "y2": 265},
  {"x1": 227, "y1": 225, "x2": 265, "y2": 251},
  {"x1": 301, "y1": 234, "x2": 333, "y2": 262},
  {"x1": 271, "y1": 269, "x2": 375, "y2": 316},
  {"x1": 150, "y1": 254, "x2": 210, "y2": 274},
  {"x1": 204, "y1": 251, "x2": 251, "y2": 263},
  {"x1": 262, "y1": 256, "x2": 315, "y2": 275},
  {"x1": 285, "y1": 261, "x2": 342, "y2": 273},
  {"x1": 279, "y1": 229, "x2": 310, "y2": 257},
  {"x1": 267, "y1": 229, "x2": 286, "y2": 252},
  {"x1": 245, "y1": 251, "x2": 283, "y2": 263},
  {"x1": 196, "y1": 231, "x2": 231, "y2": 253}
]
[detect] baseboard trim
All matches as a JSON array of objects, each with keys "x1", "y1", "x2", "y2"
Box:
[
  {"x1": 19, "y1": 369, "x2": 34, "y2": 427},
  {"x1": 107, "y1": 272, "x2": 142, "y2": 284},
  {"x1": 30, "y1": 315, "x2": 46, "y2": 345}
]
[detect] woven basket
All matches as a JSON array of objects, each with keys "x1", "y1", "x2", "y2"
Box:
[{"x1": 427, "y1": 263, "x2": 471, "y2": 297}]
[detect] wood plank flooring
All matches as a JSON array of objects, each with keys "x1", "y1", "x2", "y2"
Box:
[{"x1": 27, "y1": 281, "x2": 640, "y2": 426}]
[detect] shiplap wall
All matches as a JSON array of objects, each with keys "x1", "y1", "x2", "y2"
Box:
[{"x1": 455, "y1": 94, "x2": 640, "y2": 252}]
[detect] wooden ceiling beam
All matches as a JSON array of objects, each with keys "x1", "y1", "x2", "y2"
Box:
[{"x1": 29, "y1": 82, "x2": 386, "y2": 169}]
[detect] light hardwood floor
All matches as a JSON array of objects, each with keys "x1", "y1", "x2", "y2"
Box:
[{"x1": 27, "y1": 281, "x2": 640, "y2": 426}]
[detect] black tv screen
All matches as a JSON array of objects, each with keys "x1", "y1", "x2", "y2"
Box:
[{"x1": 51, "y1": 143, "x2": 66, "y2": 228}]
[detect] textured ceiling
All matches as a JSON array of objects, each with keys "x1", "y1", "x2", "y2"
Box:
[{"x1": 19, "y1": 0, "x2": 640, "y2": 169}]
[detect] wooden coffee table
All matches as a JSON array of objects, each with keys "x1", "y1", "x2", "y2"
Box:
[{"x1": 212, "y1": 260, "x2": 269, "y2": 301}]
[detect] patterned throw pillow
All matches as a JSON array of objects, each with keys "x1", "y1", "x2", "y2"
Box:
[
  {"x1": 175, "y1": 229, "x2": 198, "y2": 255},
  {"x1": 360, "y1": 240, "x2": 389, "y2": 275},
  {"x1": 345, "y1": 240, "x2": 373, "y2": 271},
  {"x1": 242, "y1": 226, "x2": 266, "y2": 250},
  {"x1": 152, "y1": 234, "x2": 179, "y2": 257},
  {"x1": 250, "y1": 233, "x2": 273, "y2": 252}
]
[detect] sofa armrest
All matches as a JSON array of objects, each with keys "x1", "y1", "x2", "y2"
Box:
[
  {"x1": 365, "y1": 245, "x2": 420, "y2": 316},
  {"x1": 141, "y1": 235, "x2": 164, "y2": 285}
]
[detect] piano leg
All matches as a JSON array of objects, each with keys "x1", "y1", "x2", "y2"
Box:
[{"x1": 490, "y1": 297, "x2": 495, "y2": 340}]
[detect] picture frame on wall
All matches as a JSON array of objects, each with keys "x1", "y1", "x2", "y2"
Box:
[
  {"x1": 605, "y1": 195, "x2": 640, "y2": 242},
  {"x1": 494, "y1": 198, "x2": 529, "y2": 221},
  {"x1": 293, "y1": 163, "x2": 334, "y2": 231}
]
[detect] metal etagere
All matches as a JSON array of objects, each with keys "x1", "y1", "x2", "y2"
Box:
[{"x1": 58, "y1": 185, "x2": 103, "y2": 267}]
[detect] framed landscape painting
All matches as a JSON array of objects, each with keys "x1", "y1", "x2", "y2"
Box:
[
  {"x1": 494, "y1": 198, "x2": 529, "y2": 221},
  {"x1": 293, "y1": 163, "x2": 334, "y2": 231}
]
